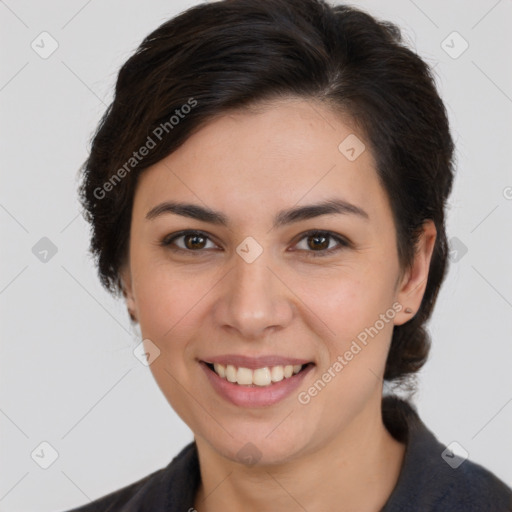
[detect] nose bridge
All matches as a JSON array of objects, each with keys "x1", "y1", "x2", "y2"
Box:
[{"x1": 213, "y1": 240, "x2": 293, "y2": 338}]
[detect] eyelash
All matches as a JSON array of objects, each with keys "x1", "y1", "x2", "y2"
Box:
[{"x1": 159, "y1": 230, "x2": 350, "y2": 258}]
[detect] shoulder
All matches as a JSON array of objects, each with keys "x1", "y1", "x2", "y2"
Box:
[
  {"x1": 415, "y1": 456, "x2": 512, "y2": 512},
  {"x1": 64, "y1": 470, "x2": 161, "y2": 512},
  {"x1": 444, "y1": 456, "x2": 512, "y2": 510},
  {"x1": 60, "y1": 441, "x2": 200, "y2": 512},
  {"x1": 382, "y1": 396, "x2": 512, "y2": 512}
]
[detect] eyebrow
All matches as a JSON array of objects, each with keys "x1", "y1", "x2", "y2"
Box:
[{"x1": 145, "y1": 198, "x2": 369, "y2": 228}]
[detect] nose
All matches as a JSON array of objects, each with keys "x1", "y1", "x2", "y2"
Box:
[{"x1": 212, "y1": 248, "x2": 294, "y2": 340}]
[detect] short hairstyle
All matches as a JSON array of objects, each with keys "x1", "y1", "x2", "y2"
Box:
[{"x1": 79, "y1": 0, "x2": 455, "y2": 388}]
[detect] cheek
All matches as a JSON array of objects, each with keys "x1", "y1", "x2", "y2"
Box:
[
  {"x1": 134, "y1": 268, "x2": 205, "y2": 349},
  {"x1": 306, "y1": 271, "x2": 397, "y2": 375},
  {"x1": 132, "y1": 242, "x2": 214, "y2": 326},
  {"x1": 133, "y1": 272, "x2": 207, "y2": 424},
  {"x1": 306, "y1": 271, "x2": 391, "y2": 331}
]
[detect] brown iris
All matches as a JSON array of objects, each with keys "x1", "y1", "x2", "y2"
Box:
[
  {"x1": 307, "y1": 233, "x2": 329, "y2": 251},
  {"x1": 184, "y1": 233, "x2": 207, "y2": 250}
]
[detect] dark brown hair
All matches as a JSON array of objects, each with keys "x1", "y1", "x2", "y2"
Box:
[{"x1": 79, "y1": 0, "x2": 455, "y2": 386}]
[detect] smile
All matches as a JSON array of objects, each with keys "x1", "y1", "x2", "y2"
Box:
[
  {"x1": 200, "y1": 358, "x2": 315, "y2": 407},
  {"x1": 205, "y1": 362, "x2": 307, "y2": 387}
]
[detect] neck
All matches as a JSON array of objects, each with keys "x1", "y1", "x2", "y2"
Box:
[{"x1": 193, "y1": 395, "x2": 405, "y2": 512}]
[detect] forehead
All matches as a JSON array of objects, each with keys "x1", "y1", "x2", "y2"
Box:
[{"x1": 133, "y1": 99, "x2": 390, "y2": 225}]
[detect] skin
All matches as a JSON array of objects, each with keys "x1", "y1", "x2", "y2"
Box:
[{"x1": 120, "y1": 97, "x2": 437, "y2": 511}]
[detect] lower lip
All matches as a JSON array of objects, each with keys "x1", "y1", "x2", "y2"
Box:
[{"x1": 200, "y1": 362, "x2": 314, "y2": 407}]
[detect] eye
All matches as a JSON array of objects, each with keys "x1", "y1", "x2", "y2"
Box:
[
  {"x1": 292, "y1": 230, "x2": 350, "y2": 257},
  {"x1": 160, "y1": 230, "x2": 220, "y2": 253},
  {"x1": 160, "y1": 229, "x2": 350, "y2": 257}
]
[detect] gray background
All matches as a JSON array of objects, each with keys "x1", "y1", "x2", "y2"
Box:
[{"x1": 1, "y1": 0, "x2": 511, "y2": 510}]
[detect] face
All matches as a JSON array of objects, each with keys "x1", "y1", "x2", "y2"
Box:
[{"x1": 121, "y1": 98, "x2": 435, "y2": 466}]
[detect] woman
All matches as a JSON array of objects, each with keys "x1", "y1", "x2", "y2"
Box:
[{"x1": 66, "y1": 0, "x2": 512, "y2": 510}]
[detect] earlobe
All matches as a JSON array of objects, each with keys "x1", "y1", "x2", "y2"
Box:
[
  {"x1": 394, "y1": 220, "x2": 437, "y2": 326},
  {"x1": 120, "y1": 267, "x2": 138, "y2": 323}
]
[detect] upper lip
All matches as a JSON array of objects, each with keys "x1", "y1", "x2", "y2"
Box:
[{"x1": 201, "y1": 354, "x2": 313, "y2": 369}]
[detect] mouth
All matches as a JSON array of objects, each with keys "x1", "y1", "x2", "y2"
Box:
[
  {"x1": 198, "y1": 354, "x2": 315, "y2": 407},
  {"x1": 203, "y1": 361, "x2": 314, "y2": 387}
]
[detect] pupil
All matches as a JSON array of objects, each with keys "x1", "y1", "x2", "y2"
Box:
[
  {"x1": 186, "y1": 234, "x2": 205, "y2": 250},
  {"x1": 310, "y1": 234, "x2": 328, "y2": 250}
]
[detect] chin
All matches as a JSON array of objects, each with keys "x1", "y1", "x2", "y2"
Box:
[{"x1": 199, "y1": 423, "x2": 314, "y2": 467}]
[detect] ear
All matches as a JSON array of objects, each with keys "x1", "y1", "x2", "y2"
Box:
[
  {"x1": 394, "y1": 220, "x2": 437, "y2": 326},
  {"x1": 120, "y1": 264, "x2": 138, "y2": 323}
]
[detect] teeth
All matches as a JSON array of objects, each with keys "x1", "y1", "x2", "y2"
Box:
[
  {"x1": 213, "y1": 363, "x2": 225, "y2": 378},
  {"x1": 210, "y1": 363, "x2": 305, "y2": 387},
  {"x1": 270, "y1": 365, "x2": 284, "y2": 382},
  {"x1": 237, "y1": 367, "x2": 253, "y2": 385},
  {"x1": 253, "y1": 367, "x2": 271, "y2": 386},
  {"x1": 226, "y1": 364, "x2": 237, "y2": 383}
]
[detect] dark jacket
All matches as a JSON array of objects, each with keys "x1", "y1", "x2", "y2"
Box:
[{"x1": 63, "y1": 396, "x2": 512, "y2": 511}]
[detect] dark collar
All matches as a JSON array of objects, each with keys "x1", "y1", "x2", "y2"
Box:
[{"x1": 79, "y1": 396, "x2": 511, "y2": 511}]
